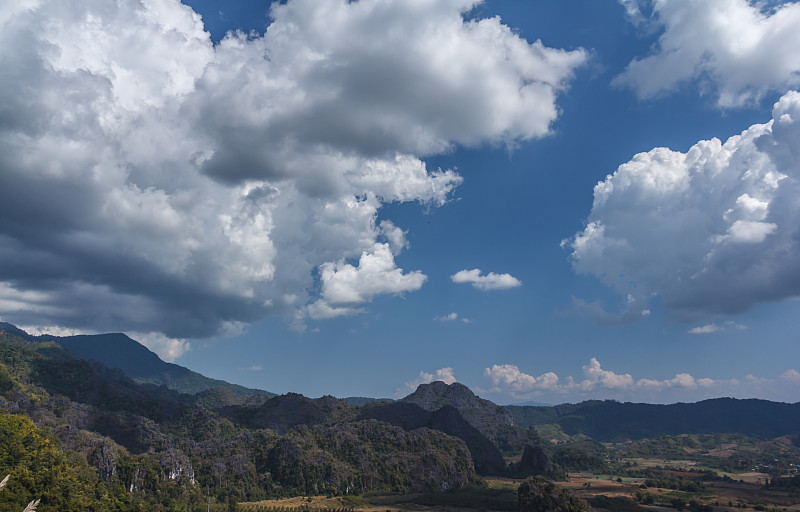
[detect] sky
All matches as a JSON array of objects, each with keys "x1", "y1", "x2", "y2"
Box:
[{"x1": 1, "y1": 0, "x2": 799, "y2": 405}]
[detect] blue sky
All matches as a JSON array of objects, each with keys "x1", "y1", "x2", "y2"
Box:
[{"x1": 1, "y1": 0, "x2": 799, "y2": 404}]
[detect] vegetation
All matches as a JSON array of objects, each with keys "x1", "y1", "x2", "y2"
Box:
[
  {"x1": 517, "y1": 477, "x2": 589, "y2": 512},
  {"x1": 508, "y1": 400, "x2": 800, "y2": 441},
  {"x1": 4, "y1": 323, "x2": 800, "y2": 512},
  {"x1": 0, "y1": 328, "x2": 480, "y2": 510}
]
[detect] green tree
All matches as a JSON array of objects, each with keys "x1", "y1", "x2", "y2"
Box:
[{"x1": 518, "y1": 477, "x2": 590, "y2": 512}]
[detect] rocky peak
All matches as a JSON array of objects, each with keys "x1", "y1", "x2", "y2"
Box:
[{"x1": 400, "y1": 381, "x2": 514, "y2": 443}]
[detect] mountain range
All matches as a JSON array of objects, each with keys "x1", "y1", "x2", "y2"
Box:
[
  {"x1": 0, "y1": 322, "x2": 271, "y2": 397},
  {"x1": 1, "y1": 322, "x2": 799, "y2": 510}
]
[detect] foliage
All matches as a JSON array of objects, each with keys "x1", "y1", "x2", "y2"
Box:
[
  {"x1": 618, "y1": 433, "x2": 800, "y2": 475},
  {"x1": 551, "y1": 440, "x2": 608, "y2": 472},
  {"x1": 376, "y1": 484, "x2": 517, "y2": 511},
  {"x1": 0, "y1": 328, "x2": 480, "y2": 510},
  {"x1": 0, "y1": 413, "x2": 130, "y2": 512},
  {"x1": 517, "y1": 477, "x2": 590, "y2": 512},
  {"x1": 509, "y1": 400, "x2": 800, "y2": 442}
]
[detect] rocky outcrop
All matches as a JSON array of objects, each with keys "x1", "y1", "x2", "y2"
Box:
[
  {"x1": 401, "y1": 381, "x2": 514, "y2": 447},
  {"x1": 360, "y1": 402, "x2": 506, "y2": 475},
  {"x1": 511, "y1": 444, "x2": 554, "y2": 479}
]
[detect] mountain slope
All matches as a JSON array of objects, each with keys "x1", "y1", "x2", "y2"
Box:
[
  {"x1": 401, "y1": 381, "x2": 514, "y2": 441},
  {"x1": 0, "y1": 329, "x2": 481, "y2": 509},
  {"x1": 359, "y1": 401, "x2": 506, "y2": 476},
  {"x1": 508, "y1": 399, "x2": 800, "y2": 441},
  {"x1": 400, "y1": 381, "x2": 542, "y2": 457},
  {"x1": 0, "y1": 323, "x2": 273, "y2": 397}
]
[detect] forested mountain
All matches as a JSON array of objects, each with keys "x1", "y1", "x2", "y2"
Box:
[
  {"x1": 401, "y1": 381, "x2": 543, "y2": 457},
  {"x1": 508, "y1": 398, "x2": 800, "y2": 441},
  {"x1": 359, "y1": 401, "x2": 506, "y2": 475},
  {"x1": 0, "y1": 323, "x2": 272, "y2": 398},
  {"x1": 4, "y1": 321, "x2": 800, "y2": 511},
  {"x1": 402, "y1": 381, "x2": 514, "y2": 440},
  {"x1": 0, "y1": 326, "x2": 480, "y2": 511}
]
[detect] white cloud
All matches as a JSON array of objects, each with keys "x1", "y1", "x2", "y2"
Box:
[
  {"x1": 436, "y1": 312, "x2": 460, "y2": 322},
  {"x1": 636, "y1": 373, "x2": 714, "y2": 390},
  {"x1": 781, "y1": 369, "x2": 800, "y2": 385},
  {"x1": 379, "y1": 220, "x2": 408, "y2": 255},
  {"x1": 615, "y1": 0, "x2": 800, "y2": 107},
  {"x1": 689, "y1": 321, "x2": 747, "y2": 334},
  {"x1": 451, "y1": 269, "x2": 522, "y2": 291},
  {"x1": 0, "y1": 0, "x2": 585, "y2": 339},
  {"x1": 16, "y1": 324, "x2": 93, "y2": 338},
  {"x1": 128, "y1": 331, "x2": 189, "y2": 362},
  {"x1": 395, "y1": 367, "x2": 457, "y2": 397},
  {"x1": 483, "y1": 359, "x2": 800, "y2": 402},
  {"x1": 306, "y1": 243, "x2": 427, "y2": 320},
  {"x1": 565, "y1": 91, "x2": 800, "y2": 322},
  {"x1": 689, "y1": 323, "x2": 723, "y2": 334},
  {"x1": 433, "y1": 312, "x2": 473, "y2": 323},
  {"x1": 484, "y1": 364, "x2": 560, "y2": 393},
  {"x1": 581, "y1": 358, "x2": 634, "y2": 390}
]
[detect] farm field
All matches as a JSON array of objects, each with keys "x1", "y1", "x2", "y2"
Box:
[{"x1": 239, "y1": 466, "x2": 800, "y2": 512}]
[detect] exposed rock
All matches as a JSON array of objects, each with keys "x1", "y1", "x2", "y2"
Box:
[
  {"x1": 359, "y1": 402, "x2": 506, "y2": 476},
  {"x1": 514, "y1": 444, "x2": 554, "y2": 478},
  {"x1": 401, "y1": 381, "x2": 515, "y2": 448}
]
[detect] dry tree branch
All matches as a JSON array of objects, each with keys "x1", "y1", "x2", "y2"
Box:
[{"x1": 22, "y1": 498, "x2": 40, "y2": 512}]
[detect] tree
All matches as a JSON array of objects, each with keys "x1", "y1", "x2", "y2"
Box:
[{"x1": 518, "y1": 477, "x2": 590, "y2": 512}]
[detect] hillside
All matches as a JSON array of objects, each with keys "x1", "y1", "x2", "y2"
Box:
[
  {"x1": 0, "y1": 329, "x2": 481, "y2": 510},
  {"x1": 508, "y1": 399, "x2": 800, "y2": 441},
  {"x1": 0, "y1": 323, "x2": 273, "y2": 397},
  {"x1": 402, "y1": 381, "x2": 514, "y2": 436},
  {"x1": 359, "y1": 401, "x2": 506, "y2": 476},
  {"x1": 401, "y1": 381, "x2": 542, "y2": 457}
]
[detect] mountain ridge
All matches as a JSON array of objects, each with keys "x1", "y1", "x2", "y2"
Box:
[
  {"x1": 508, "y1": 398, "x2": 800, "y2": 441},
  {"x1": 0, "y1": 327, "x2": 482, "y2": 508},
  {"x1": 0, "y1": 323, "x2": 274, "y2": 397}
]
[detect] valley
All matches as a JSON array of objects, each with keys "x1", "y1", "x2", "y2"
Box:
[{"x1": 1, "y1": 324, "x2": 799, "y2": 512}]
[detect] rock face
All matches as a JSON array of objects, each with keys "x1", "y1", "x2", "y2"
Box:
[
  {"x1": 513, "y1": 444, "x2": 554, "y2": 478},
  {"x1": 0, "y1": 325, "x2": 483, "y2": 504},
  {"x1": 359, "y1": 402, "x2": 507, "y2": 476},
  {"x1": 401, "y1": 381, "x2": 514, "y2": 444}
]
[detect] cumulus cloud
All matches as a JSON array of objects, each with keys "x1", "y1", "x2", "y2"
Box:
[
  {"x1": 436, "y1": 312, "x2": 460, "y2": 322},
  {"x1": 484, "y1": 364, "x2": 559, "y2": 393},
  {"x1": 581, "y1": 357, "x2": 634, "y2": 390},
  {"x1": 688, "y1": 324, "x2": 723, "y2": 334},
  {"x1": 451, "y1": 269, "x2": 522, "y2": 291},
  {"x1": 564, "y1": 91, "x2": 800, "y2": 323},
  {"x1": 615, "y1": 0, "x2": 800, "y2": 107},
  {"x1": 129, "y1": 331, "x2": 190, "y2": 362},
  {"x1": 781, "y1": 369, "x2": 800, "y2": 385},
  {"x1": 636, "y1": 373, "x2": 714, "y2": 390},
  {"x1": 483, "y1": 358, "x2": 799, "y2": 402},
  {"x1": 305, "y1": 243, "x2": 426, "y2": 319},
  {"x1": 688, "y1": 321, "x2": 746, "y2": 334},
  {"x1": 0, "y1": 0, "x2": 585, "y2": 341},
  {"x1": 434, "y1": 312, "x2": 473, "y2": 323},
  {"x1": 618, "y1": 0, "x2": 651, "y2": 28},
  {"x1": 395, "y1": 367, "x2": 457, "y2": 397}
]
